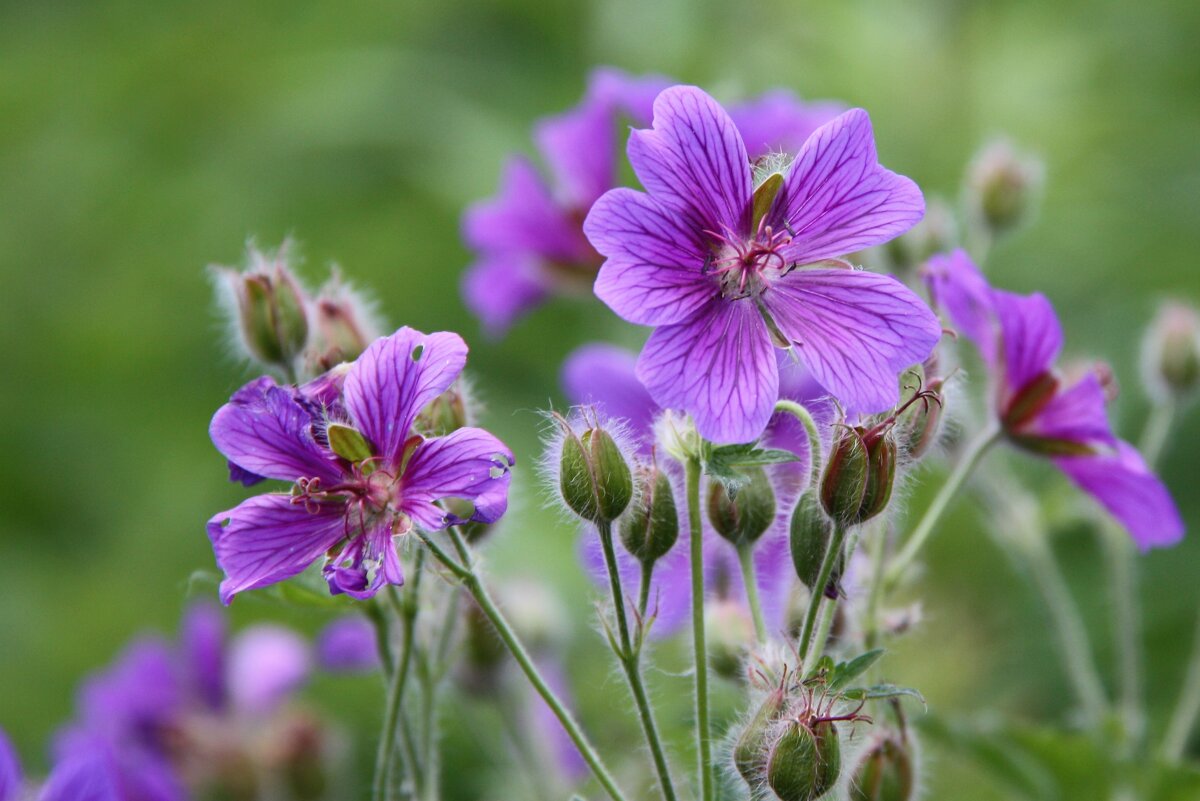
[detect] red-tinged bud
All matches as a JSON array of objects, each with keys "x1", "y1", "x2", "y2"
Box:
[
  {"x1": 310, "y1": 271, "x2": 380, "y2": 369},
  {"x1": 707, "y1": 466, "x2": 777, "y2": 549},
  {"x1": 1142, "y1": 302, "x2": 1200, "y2": 405},
  {"x1": 965, "y1": 139, "x2": 1043, "y2": 238},
  {"x1": 897, "y1": 377, "x2": 945, "y2": 460},
  {"x1": 767, "y1": 719, "x2": 841, "y2": 801},
  {"x1": 619, "y1": 464, "x2": 679, "y2": 565},
  {"x1": 850, "y1": 734, "x2": 916, "y2": 801},
  {"x1": 217, "y1": 247, "x2": 311, "y2": 372},
  {"x1": 734, "y1": 686, "x2": 788, "y2": 785},
  {"x1": 557, "y1": 419, "x2": 634, "y2": 524},
  {"x1": 820, "y1": 427, "x2": 868, "y2": 524}
]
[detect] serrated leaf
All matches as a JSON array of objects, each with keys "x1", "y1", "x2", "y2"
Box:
[{"x1": 829, "y1": 649, "x2": 885, "y2": 691}]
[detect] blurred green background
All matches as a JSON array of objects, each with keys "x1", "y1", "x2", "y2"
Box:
[{"x1": 1, "y1": 0, "x2": 1198, "y2": 797}]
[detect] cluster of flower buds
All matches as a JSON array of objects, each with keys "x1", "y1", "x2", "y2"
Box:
[
  {"x1": 964, "y1": 140, "x2": 1043, "y2": 239},
  {"x1": 1141, "y1": 301, "x2": 1200, "y2": 406},
  {"x1": 819, "y1": 421, "x2": 898, "y2": 527}
]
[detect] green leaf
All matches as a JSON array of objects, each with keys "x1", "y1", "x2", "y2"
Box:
[
  {"x1": 706, "y1": 444, "x2": 800, "y2": 485},
  {"x1": 828, "y1": 649, "x2": 884, "y2": 691},
  {"x1": 841, "y1": 683, "x2": 927, "y2": 709}
]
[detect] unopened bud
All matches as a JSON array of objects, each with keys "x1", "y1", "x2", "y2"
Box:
[
  {"x1": 965, "y1": 139, "x2": 1043, "y2": 238},
  {"x1": 706, "y1": 599, "x2": 755, "y2": 680},
  {"x1": 311, "y1": 272, "x2": 379, "y2": 368},
  {"x1": 1141, "y1": 302, "x2": 1200, "y2": 404},
  {"x1": 767, "y1": 719, "x2": 841, "y2": 801},
  {"x1": 558, "y1": 424, "x2": 633, "y2": 524},
  {"x1": 220, "y1": 250, "x2": 311, "y2": 371},
  {"x1": 734, "y1": 686, "x2": 788, "y2": 785},
  {"x1": 820, "y1": 425, "x2": 897, "y2": 526},
  {"x1": 897, "y1": 378, "x2": 944, "y2": 460},
  {"x1": 884, "y1": 198, "x2": 957, "y2": 275},
  {"x1": 850, "y1": 734, "x2": 916, "y2": 801},
  {"x1": 790, "y1": 491, "x2": 842, "y2": 600},
  {"x1": 707, "y1": 467, "x2": 777, "y2": 548},
  {"x1": 619, "y1": 465, "x2": 679, "y2": 565},
  {"x1": 415, "y1": 382, "x2": 470, "y2": 437}
]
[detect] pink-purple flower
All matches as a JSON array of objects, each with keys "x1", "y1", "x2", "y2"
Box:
[
  {"x1": 585, "y1": 85, "x2": 941, "y2": 444},
  {"x1": 207, "y1": 327, "x2": 514, "y2": 603},
  {"x1": 926, "y1": 249, "x2": 1184, "y2": 549}
]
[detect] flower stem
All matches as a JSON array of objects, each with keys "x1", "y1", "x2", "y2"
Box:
[
  {"x1": 374, "y1": 569, "x2": 422, "y2": 801},
  {"x1": 774, "y1": 399, "x2": 824, "y2": 487},
  {"x1": 798, "y1": 522, "x2": 848, "y2": 665},
  {"x1": 417, "y1": 527, "x2": 629, "y2": 801},
  {"x1": 1162, "y1": 611, "x2": 1200, "y2": 762},
  {"x1": 685, "y1": 456, "x2": 714, "y2": 801},
  {"x1": 737, "y1": 543, "x2": 768, "y2": 643},
  {"x1": 639, "y1": 561, "x2": 653, "y2": 619},
  {"x1": 885, "y1": 423, "x2": 1001, "y2": 589},
  {"x1": 863, "y1": 522, "x2": 890, "y2": 651},
  {"x1": 598, "y1": 521, "x2": 678, "y2": 801}
]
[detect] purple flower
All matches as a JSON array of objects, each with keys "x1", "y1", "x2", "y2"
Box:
[
  {"x1": 586, "y1": 85, "x2": 940, "y2": 444},
  {"x1": 316, "y1": 617, "x2": 381, "y2": 673},
  {"x1": 41, "y1": 739, "x2": 185, "y2": 801},
  {"x1": 207, "y1": 326, "x2": 514, "y2": 602},
  {"x1": 0, "y1": 727, "x2": 20, "y2": 801},
  {"x1": 926, "y1": 249, "x2": 1184, "y2": 549},
  {"x1": 462, "y1": 72, "x2": 845, "y2": 337}
]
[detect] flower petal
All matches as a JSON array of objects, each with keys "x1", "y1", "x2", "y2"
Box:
[
  {"x1": 322, "y1": 526, "x2": 403, "y2": 600},
  {"x1": 180, "y1": 603, "x2": 226, "y2": 711},
  {"x1": 316, "y1": 617, "x2": 381, "y2": 673},
  {"x1": 207, "y1": 495, "x2": 348, "y2": 605},
  {"x1": 400, "y1": 428, "x2": 515, "y2": 530},
  {"x1": 587, "y1": 67, "x2": 672, "y2": 125},
  {"x1": 209, "y1": 377, "x2": 343, "y2": 485},
  {"x1": 561, "y1": 343, "x2": 658, "y2": 442},
  {"x1": 586, "y1": 188, "x2": 714, "y2": 326},
  {"x1": 462, "y1": 157, "x2": 587, "y2": 263},
  {"x1": 728, "y1": 90, "x2": 844, "y2": 158},
  {"x1": 462, "y1": 252, "x2": 551, "y2": 337},
  {"x1": 771, "y1": 109, "x2": 924, "y2": 265},
  {"x1": 1022, "y1": 372, "x2": 1117, "y2": 448},
  {"x1": 0, "y1": 727, "x2": 19, "y2": 801},
  {"x1": 344, "y1": 328, "x2": 468, "y2": 466},
  {"x1": 227, "y1": 625, "x2": 311, "y2": 713},
  {"x1": 924, "y1": 248, "x2": 997, "y2": 363},
  {"x1": 536, "y1": 91, "x2": 617, "y2": 210},
  {"x1": 627, "y1": 85, "x2": 752, "y2": 234},
  {"x1": 992, "y1": 290, "x2": 1063, "y2": 395},
  {"x1": 635, "y1": 300, "x2": 778, "y2": 444},
  {"x1": 1054, "y1": 442, "x2": 1185, "y2": 550},
  {"x1": 41, "y1": 740, "x2": 184, "y2": 801},
  {"x1": 762, "y1": 268, "x2": 941, "y2": 414}
]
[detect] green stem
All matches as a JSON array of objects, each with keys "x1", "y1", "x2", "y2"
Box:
[
  {"x1": 737, "y1": 544, "x2": 768, "y2": 643},
  {"x1": 374, "y1": 580, "x2": 420, "y2": 801},
  {"x1": 685, "y1": 457, "x2": 714, "y2": 801},
  {"x1": 810, "y1": 527, "x2": 863, "y2": 664},
  {"x1": 416, "y1": 527, "x2": 629, "y2": 801},
  {"x1": 885, "y1": 423, "x2": 1001, "y2": 589},
  {"x1": 598, "y1": 521, "x2": 678, "y2": 801},
  {"x1": 638, "y1": 561, "x2": 653, "y2": 620},
  {"x1": 1140, "y1": 401, "x2": 1175, "y2": 468},
  {"x1": 798, "y1": 522, "x2": 848, "y2": 664},
  {"x1": 775, "y1": 399, "x2": 824, "y2": 487},
  {"x1": 863, "y1": 522, "x2": 890, "y2": 651},
  {"x1": 1163, "y1": 612, "x2": 1200, "y2": 762}
]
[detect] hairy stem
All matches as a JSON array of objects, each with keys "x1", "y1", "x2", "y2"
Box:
[
  {"x1": 774, "y1": 399, "x2": 824, "y2": 487},
  {"x1": 639, "y1": 561, "x2": 653, "y2": 620},
  {"x1": 737, "y1": 543, "x2": 768, "y2": 642},
  {"x1": 798, "y1": 523, "x2": 848, "y2": 665},
  {"x1": 374, "y1": 569, "x2": 422, "y2": 801},
  {"x1": 686, "y1": 457, "x2": 714, "y2": 801},
  {"x1": 1163, "y1": 612, "x2": 1200, "y2": 762}
]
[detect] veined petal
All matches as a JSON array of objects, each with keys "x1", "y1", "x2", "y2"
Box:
[
  {"x1": 1054, "y1": 442, "x2": 1185, "y2": 550},
  {"x1": 587, "y1": 188, "x2": 714, "y2": 326},
  {"x1": 561, "y1": 343, "x2": 658, "y2": 443},
  {"x1": 344, "y1": 328, "x2": 467, "y2": 467},
  {"x1": 323, "y1": 526, "x2": 403, "y2": 600},
  {"x1": 1022, "y1": 372, "x2": 1117, "y2": 448},
  {"x1": 762, "y1": 269, "x2": 941, "y2": 414},
  {"x1": 461, "y1": 252, "x2": 551, "y2": 337},
  {"x1": 728, "y1": 90, "x2": 845, "y2": 158},
  {"x1": 209, "y1": 377, "x2": 343, "y2": 485},
  {"x1": 992, "y1": 290, "x2": 1063, "y2": 396},
  {"x1": 924, "y1": 249, "x2": 997, "y2": 364},
  {"x1": 462, "y1": 157, "x2": 587, "y2": 263},
  {"x1": 536, "y1": 91, "x2": 616, "y2": 210},
  {"x1": 627, "y1": 85, "x2": 753, "y2": 234},
  {"x1": 635, "y1": 300, "x2": 778, "y2": 444},
  {"x1": 400, "y1": 428, "x2": 515, "y2": 530},
  {"x1": 772, "y1": 109, "x2": 924, "y2": 265},
  {"x1": 207, "y1": 495, "x2": 348, "y2": 605}
]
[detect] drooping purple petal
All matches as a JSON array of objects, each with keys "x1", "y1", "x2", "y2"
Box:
[
  {"x1": 400, "y1": 428, "x2": 515, "y2": 530},
  {"x1": 1054, "y1": 442, "x2": 1185, "y2": 550},
  {"x1": 761, "y1": 268, "x2": 941, "y2": 414},
  {"x1": 1021, "y1": 372, "x2": 1117, "y2": 448},
  {"x1": 0, "y1": 727, "x2": 20, "y2": 801},
  {"x1": 209, "y1": 377, "x2": 343, "y2": 485},
  {"x1": 462, "y1": 157, "x2": 588, "y2": 263},
  {"x1": 728, "y1": 90, "x2": 845, "y2": 157},
  {"x1": 992, "y1": 290, "x2": 1063, "y2": 396},
  {"x1": 636, "y1": 299, "x2": 778, "y2": 444},
  {"x1": 323, "y1": 525, "x2": 403, "y2": 601},
  {"x1": 561, "y1": 344, "x2": 657, "y2": 445},
  {"x1": 343, "y1": 328, "x2": 468, "y2": 467},
  {"x1": 42, "y1": 738, "x2": 184, "y2": 801},
  {"x1": 587, "y1": 188, "x2": 715, "y2": 326},
  {"x1": 536, "y1": 90, "x2": 617, "y2": 211},
  {"x1": 924, "y1": 249, "x2": 997, "y2": 364},
  {"x1": 770, "y1": 109, "x2": 924, "y2": 265},
  {"x1": 587, "y1": 67, "x2": 672, "y2": 125},
  {"x1": 207, "y1": 494, "x2": 349, "y2": 605},
  {"x1": 227, "y1": 625, "x2": 311, "y2": 714},
  {"x1": 180, "y1": 603, "x2": 226, "y2": 710},
  {"x1": 317, "y1": 617, "x2": 381, "y2": 673},
  {"x1": 627, "y1": 86, "x2": 753, "y2": 234},
  {"x1": 74, "y1": 638, "x2": 181, "y2": 752},
  {"x1": 461, "y1": 252, "x2": 552, "y2": 337}
]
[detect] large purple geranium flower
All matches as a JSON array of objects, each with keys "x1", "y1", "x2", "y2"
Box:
[
  {"x1": 585, "y1": 85, "x2": 941, "y2": 444},
  {"x1": 208, "y1": 327, "x2": 514, "y2": 603},
  {"x1": 926, "y1": 249, "x2": 1184, "y2": 549}
]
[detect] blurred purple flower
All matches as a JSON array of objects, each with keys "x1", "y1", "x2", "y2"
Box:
[
  {"x1": 316, "y1": 617, "x2": 381, "y2": 673},
  {"x1": 227, "y1": 626, "x2": 311, "y2": 714},
  {"x1": 0, "y1": 727, "x2": 20, "y2": 801},
  {"x1": 42, "y1": 736, "x2": 185, "y2": 801},
  {"x1": 586, "y1": 85, "x2": 940, "y2": 444},
  {"x1": 462, "y1": 70, "x2": 845, "y2": 337},
  {"x1": 926, "y1": 249, "x2": 1184, "y2": 549},
  {"x1": 527, "y1": 659, "x2": 588, "y2": 786},
  {"x1": 207, "y1": 326, "x2": 514, "y2": 602}
]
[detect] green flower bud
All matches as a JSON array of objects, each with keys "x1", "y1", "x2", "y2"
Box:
[
  {"x1": 965, "y1": 140, "x2": 1043, "y2": 239},
  {"x1": 228, "y1": 258, "x2": 310, "y2": 370},
  {"x1": 767, "y1": 719, "x2": 841, "y2": 801},
  {"x1": 558, "y1": 425, "x2": 633, "y2": 524},
  {"x1": 415, "y1": 382, "x2": 469, "y2": 437},
  {"x1": 707, "y1": 466, "x2": 777, "y2": 548},
  {"x1": 1142, "y1": 302, "x2": 1200, "y2": 405},
  {"x1": 850, "y1": 735, "x2": 915, "y2": 801},
  {"x1": 790, "y1": 490, "x2": 842, "y2": 600},
  {"x1": 820, "y1": 428, "x2": 868, "y2": 524},
  {"x1": 734, "y1": 687, "x2": 787, "y2": 786},
  {"x1": 705, "y1": 599, "x2": 755, "y2": 681},
  {"x1": 619, "y1": 466, "x2": 679, "y2": 565},
  {"x1": 897, "y1": 378, "x2": 944, "y2": 460}
]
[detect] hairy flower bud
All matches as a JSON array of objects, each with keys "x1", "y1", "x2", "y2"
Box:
[
  {"x1": 706, "y1": 599, "x2": 755, "y2": 680},
  {"x1": 897, "y1": 377, "x2": 944, "y2": 460},
  {"x1": 767, "y1": 719, "x2": 841, "y2": 801},
  {"x1": 707, "y1": 466, "x2": 777, "y2": 548},
  {"x1": 820, "y1": 425, "x2": 897, "y2": 526},
  {"x1": 619, "y1": 465, "x2": 679, "y2": 564},
  {"x1": 310, "y1": 272, "x2": 380, "y2": 369},
  {"x1": 735, "y1": 686, "x2": 788, "y2": 785},
  {"x1": 1141, "y1": 302, "x2": 1200, "y2": 405},
  {"x1": 415, "y1": 382, "x2": 470, "y2": 437},
  {"x1": 558, "y1": 424, "x2": 633, "y2": 524},
  {"x1": 217, "y1": 248, "x2": 311, "y2": 372},
  {"x1": 965, "y1": 139, "x2": 1043, "y2": 238},
  {"x1": 850, "y1": 734, "x2": 916, "y2": 801},
  {"x1": 790, "y1": 490, "x2": 842, "y2": 599},
  {"x1": 883, "y1": 198, "x2": 957, "y2": 276}
]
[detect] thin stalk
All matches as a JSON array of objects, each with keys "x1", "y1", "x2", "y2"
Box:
[
  {"x1": 737, "y1": 544, "x2": 768, "y2": 643},
  {"x1": 416, "y1": 527, "x2": 629, "y2": 801},
  {"x1": 775, "y1": 399, "x2": 824, "y2": 487},
  {"x1": 863, "y1": 522, "x2": 890, "y2": 651},
  {"x1": 639, "y1": 561, "x2": 653, "y2": 620},
  {"x1": 798, "y1": 523, "x2": 848, "y2": 664},
  {"x1": 598, "y1": 520, "x2": 678, "y2": 801},
  {"x1": 686, "y1": 457, "x2": 714, "y2": 801},
  {"x1": 1162, "y1": 612, "x2": 1200, "y2": 761},
  {"x1": 886, "y1": 423, "x2": 1001, "y2": 589},
  {"x1": 808, "y1": 527, "x2": 863, "y2": 665},
  {"x1": 374, "y1": 580, "x2": 421, "y2": 801}
]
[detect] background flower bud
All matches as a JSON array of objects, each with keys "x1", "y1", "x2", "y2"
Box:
[
  {"x1": 790, "y1": 490, "x2": 842, "y2": 599},
  {"x1": 310, "y1": 270, "x2": 381, "y2": 369},
  {"x1": 767, "y1": 719, "x2": 841, "y2": 801},
  {"x1": 734, "y1": 686, "x2": 787, "y2": 785},
  {"x1": 1141, "y1": 301, "x2": 1200, "y2": 404},
  {"x1": 219, "y1": 249, "x2": 311, "y2": 372},
  {"x1": 619, "y1": 465, "x2": 679, "y2": 565},
  {"x1": 415, "y1": 381, "x2": 470, "y2": 437},
  {"x1": 705, "y1": 599, "x2": 755, "y2": 680},
  {"x1": 850, "y1": 734, "x2": 916, "y2": 801},
  {"x1": 558, "y1": 425, "x2": 633, "y2": 524},
  {"x1": 965, "y1": 139, "x2": 1043, "y2": 238},
  {"x1": 707, "y1": 466, "x2": 777, "y2": 548},
  {"x1": 456, "y1": 599, "x2": 508, "y2": 695}
]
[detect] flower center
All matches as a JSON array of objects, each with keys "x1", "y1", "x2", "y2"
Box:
[{"x1": 704, "y1": 219, "x2": 793, "y2": 300}]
